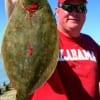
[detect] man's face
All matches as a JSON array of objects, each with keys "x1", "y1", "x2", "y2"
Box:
[{"x1": 56, "y1": 2, "x2": 86, "y2": 37}]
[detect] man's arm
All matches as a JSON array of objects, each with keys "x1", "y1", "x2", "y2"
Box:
[{"x1": 5, "y1": 0, "x2": 18, "y2": 18}]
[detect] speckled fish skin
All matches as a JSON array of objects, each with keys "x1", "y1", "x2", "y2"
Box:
[{"x1": 1, "y1": 0, "x2": 58, "y2": 100}]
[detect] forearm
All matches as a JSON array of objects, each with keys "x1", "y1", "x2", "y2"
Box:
[{"x1": 5, "y1": 0, "x2": 18, "y2": 18}]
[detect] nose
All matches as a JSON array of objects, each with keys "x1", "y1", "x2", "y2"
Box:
[{"x1": 70, "y1": 10, "x2": 79, "y2": 16}]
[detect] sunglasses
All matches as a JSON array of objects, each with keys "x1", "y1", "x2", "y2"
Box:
[{"x1": 59, "y1": 4, "x2": 87, "y2": 13}]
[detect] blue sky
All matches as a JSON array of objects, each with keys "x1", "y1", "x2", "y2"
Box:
[{"x1": 0, "y1": 0, "x2": 100, "y2": 51}]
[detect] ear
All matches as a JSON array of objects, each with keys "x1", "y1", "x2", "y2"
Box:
[{"x1": 55, "y1": 7, "x2": 60, "y2": 17}]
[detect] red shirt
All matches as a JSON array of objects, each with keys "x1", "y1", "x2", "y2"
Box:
[{"x1": 30, "y1": 31, "x2": 100, "y2": 100}]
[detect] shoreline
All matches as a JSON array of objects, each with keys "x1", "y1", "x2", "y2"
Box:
[{"x1": 0, "y1": 88, "x2": 17, "y2": 100}]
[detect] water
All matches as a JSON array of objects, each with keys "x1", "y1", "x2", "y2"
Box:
[{"x1": 0, "y1": 55, "x2": 10, "y2": 87}]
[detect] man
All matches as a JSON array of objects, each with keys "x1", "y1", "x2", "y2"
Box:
[{"x1": 5, "y1": 0, "x2": 100, "y2": 100}]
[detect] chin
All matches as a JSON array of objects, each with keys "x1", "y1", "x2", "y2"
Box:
[{"x1": 70, "y1": 24, "x2": 81, "y2": 30}]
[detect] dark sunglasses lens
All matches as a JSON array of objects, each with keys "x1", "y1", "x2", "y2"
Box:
[
  {"x1": 76, "y1": 5, "x2": 87, "y2": 13},
  {"x1": 62, "y1": 4, "x2": 73, "y2": 12},
  {"x1": 61, "y1": 4, "x2": 87, "y2": 13}
]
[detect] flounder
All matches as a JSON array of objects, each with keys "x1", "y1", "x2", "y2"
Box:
[{"x1": 1, "y1": 0, "x2": 58, "y2": 99}]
